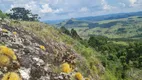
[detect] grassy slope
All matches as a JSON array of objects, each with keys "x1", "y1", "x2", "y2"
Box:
[
  {"x1": 9, "y1": 21, "x2": 142, "y2": 80},
  {"x1": 9, "y1": 21, "x2": 110, "y2": 79}
]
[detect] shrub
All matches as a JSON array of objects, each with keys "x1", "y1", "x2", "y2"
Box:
[
  {"x1": 61, "y1": 63, "x2": 72, "y2": 73},
  {"x1": 85, "y1": 78, "x2": 90, "y2": 80},
  {"x1": 13, "y1": 32, "x2": 17, "y2": 35},
  {"x1": 2, "y1": 72, "x2": 21, "y2": 80},
  {"x1": 0, "y1": 10, "x2": 7, "y2": 19},
  {"x1": 39, "y1": 45, "x2": 46, "y2": 51},
  {"x1": 75, "y1": 72, "x2": 83, "y2": 80},
  {"x1": 2, "y1": 29, "x2": 8, "y2": 33},
  {"x1": 0, "y1": 55, "x2": 10, "y2": 66},
  {"x1": 60, "y1": 26, "x2": 71, "y2": 36},
  {"x1": 0, "y1": 46, "x2": 17, "y2": 60}
]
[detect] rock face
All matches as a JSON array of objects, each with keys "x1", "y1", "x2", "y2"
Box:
[{"x1": 0, "y1": 23, "x2": 78, "y2": 80}]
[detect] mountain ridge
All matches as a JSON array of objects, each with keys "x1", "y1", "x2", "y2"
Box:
[{"x1": 44, "y1": 11, "x2": 142, "y2": 24}]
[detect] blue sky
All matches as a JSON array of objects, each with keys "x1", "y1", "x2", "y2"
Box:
[{"x1": 0, "y1": 0, "x2": 142, "y2": 21}]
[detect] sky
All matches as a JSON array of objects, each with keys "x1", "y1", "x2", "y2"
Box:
[{"x1": 0, "y1": 0, "x2": 142, "y2": 21}]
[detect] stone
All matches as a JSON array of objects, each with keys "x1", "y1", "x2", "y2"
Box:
[
  {"x1": 33, "y1": 57, "x2": 45, "y2": 66},
  {"x1": 19, "y1": 67, "x2": 31, "y2": 80},
  {"x1": 11, "y1": 43, "x2": 23, "y2": 49},
  {"x1": 23, "y1": 39, "x2": 31, "y2": 46},
  {"x1": 19, "y1": 55, "x2": 32, "y2": 68}
]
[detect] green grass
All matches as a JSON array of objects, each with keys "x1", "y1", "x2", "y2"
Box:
[{"x1": 112, "y1": 41, "x2": 128, "y2": 46}]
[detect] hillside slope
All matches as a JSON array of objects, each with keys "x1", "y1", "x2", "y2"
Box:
[{"x1": 0, "y1": 20, "x2": 105, "y2": 80}]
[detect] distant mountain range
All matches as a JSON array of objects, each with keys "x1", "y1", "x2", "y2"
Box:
[
  {"x1": 43, "y1": 19, "x2": 66, "y2": 24},
  {"x1": 76, "y1": 11, "x2": 142, "y2": 21},
  {"x1": 43, "y1": 11, "x2": 142, "y2": 24}
]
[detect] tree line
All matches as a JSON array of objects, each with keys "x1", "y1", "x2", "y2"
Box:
[
  {"x1": 60, "y1": 27, "x2": 142, "y2": 79},
  {"x1": 60, "y1": 26, "x2": 82, "y2": 40},
  {"x1": 88, "y1": 36, "x2": 142, "y2": 79},
  {"x1": 0, "y1": 7, "x2": 40, "y2": 21}
]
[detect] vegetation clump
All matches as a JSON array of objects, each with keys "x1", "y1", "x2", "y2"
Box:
[
  {"x1": 60, "y1": 26, "x2": 71, "y2": 36},
  {"x1": 0, "y1": 10, "x2": 7, "y2": 19},
  {"x1": 13, "y1": 32, "x2": 17, "y2": 35},
  {"x1": 2, "y1": 29, "x2": 8, "y2": 33},
  {"x1": 2, "y1": 72, "x2": 21, "y2": 80},
  {"x1": 85, "y1": 78, "x2": 90, "y2": 80},
  {"x1": 60, "y1": 27, "x2": 81, "y2": 40},
  {"x1": 0, "y1": 55, "x2": 10, "y2": 66},
  {"x1": 75, "y1": 72, "x2": 83, "y2": 80},
  {"x1": 0, "y1": 46, "x2": 17, "y2": 60},
  {"x1": 61, "y1": 63, "x2": 72, "y2": 73},
  {"x1": 71, "y1": 29, "x2": 81, "y2": 40},
  {"x1": 39, "y1": 45, "x2": 46, "y2": 51}
]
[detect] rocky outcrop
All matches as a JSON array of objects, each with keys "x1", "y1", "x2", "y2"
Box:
[
  {"x1": 0, "y1": 23, "x2": 77, "y2": 80},
  {"x1": 0, "y1": 20, "x2": 106, "y2": 80}
]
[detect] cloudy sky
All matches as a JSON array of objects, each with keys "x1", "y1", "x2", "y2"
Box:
[{"x1": 0, "y1": 0, "x2": 142, "y2": 21}]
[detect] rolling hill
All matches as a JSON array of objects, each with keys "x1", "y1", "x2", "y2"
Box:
[
  {"x1": 57, "y1": 16, "x2": 142, "y2": 39},
  {"x1": 76, "y1": 11, "x2": 142, "y2": 22}
]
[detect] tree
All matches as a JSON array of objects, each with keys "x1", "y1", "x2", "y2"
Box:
[
  {"x1": 60, "y1": 26, "x2": 71, "y2": 35},
  {"x1": 120, "y1": 56, "x2": 126, "y2": 63},
  {"x1": 8, "y1": 7, "x2": 40, "y2": 21},
  {"x1": 88, "y1": 36, "x2": 96, "y2": 48},
  {"x1": 138, "y1": 56, "x2": 142, "y2": 67},
  {"x1": 71, "y1": 29, "x2": 81, "y2": 40},
  {"x1": 88, "y1": 36, "x2": 108, "y2": 48},
  {"x1": 0, "y1": 10, "x2": 7, "y2": 19}
]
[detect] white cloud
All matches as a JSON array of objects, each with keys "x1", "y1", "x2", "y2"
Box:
[
  {"x1": 40, "y1": 4, "x2": 63, "y2": 13},
  {"x1": 103, "y1": 5, "x2": 111, "y2": 10},
  {"x1": 80, "y1": 7, "x2": 88, "y2": 12},
  {"x1": 119, "y1": 3, "x2": 126, "y2": 7},
  {"x1": 9, "y1": 1, "x2": 41, "y2": 14},
  {"x1": 129, "y1": 0, "x2": 137, "y2": 7},
  {"x1": 41, "y1": 4, "x2": 53, "y2": 13},
  {"x1": 0, "y1": 0, "x2": 142, "y2": 20},
  {"x1": 119, "y1": 0, "x2": 139, "y2": 7},
  {"x1": 48, "y1": 0, "x2": 60, "y2": 4},
  {"x1": 53, "y1": 8, "x2": 63, "y2": 13},
  {"x1": 129, "y1": 0, "x2": 137, "y2": 4},
  {"x1": 101, "y1": 0, "x2": 112, "y2": 10}
]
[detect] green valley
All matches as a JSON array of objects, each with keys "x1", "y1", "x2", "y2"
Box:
[
  {"x1": 57, "y1": 13, "x2": 142, "y2": 80},
  {"x1": 58, "y1": 16, "x2": 142, "y2": 39}
]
